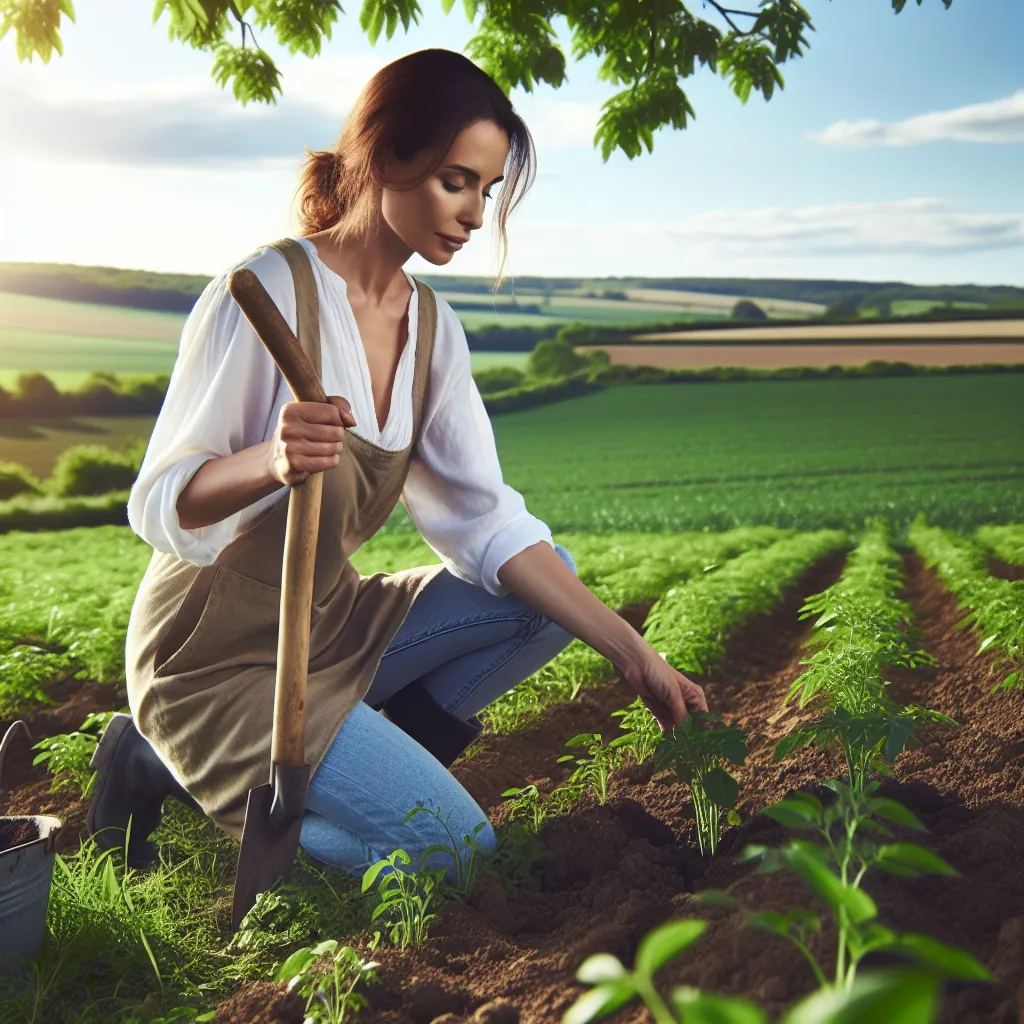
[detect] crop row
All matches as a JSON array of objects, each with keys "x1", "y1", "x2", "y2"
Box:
[
  {"x1": 975, "y1": 522, "x2": 1024, "y2": 566},
  {"x1": 908, "y1": 515, "x2": 1024, "y2": 690},
  {"x1": 559, "y1": 520, "x2": 988, "y2": 1022}
]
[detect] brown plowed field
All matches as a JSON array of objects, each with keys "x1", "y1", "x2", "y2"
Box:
[
  {"x1": 631, "y1": 319, "x2": 1024, "y2": 343},
  {"x1": 579, "y1": 341, "x2": 1024, "y2": 369},
  {"x1": 3, "y1": 551, "x2": 1022, "y2": 1024}
]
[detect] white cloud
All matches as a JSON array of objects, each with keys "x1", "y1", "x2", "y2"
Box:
[
  {"x1": 485, "y1": 197, "x2": 1024, "y2": 276},
  {"x1": 807, "y1": 90, "x2": 1024, "y2": 147},
  {"x1": 0, "y1": 52, "x2": 599, "y2": 169}
]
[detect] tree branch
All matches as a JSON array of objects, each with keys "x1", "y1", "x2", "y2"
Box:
[{"x1": 700, "y1": 1, "x2": 763, "y2": 36}]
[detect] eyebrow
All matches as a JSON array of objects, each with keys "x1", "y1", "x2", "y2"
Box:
[{"x1": 444, "y1": 163, "x2": 504, "y2": 186}]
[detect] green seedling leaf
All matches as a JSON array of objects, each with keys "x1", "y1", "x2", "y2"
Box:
[
  {"x1": 703, "y1": 767, "x2": 740, "y2": 808},
  {"x1": 781, "y1": 967, "x2": 940, "y2": 1023},
  {"x1": 671, "y1": 986, "x2": 768, "y2": 1023},
  {"x1": 635, "y1": 918, "x2": 708, "y2": 979},
  {"x1": 691, "y1": 889, "x2": 740, "y2": 910},
  {"x1": 761, "y1": 797, "x2": 820, "y2": 828},
  {"x1": 576, "y1": 953, "x2": 627, "y2": 984},
  {"x1": 977, "y1": 634, "x2": 998, "y2": 654},
  {"x1": 563, "y1": 977, "x2": 637, "y2": 1024},
  {"x1": 786, "y1": 845, "x2": 877, "y2": 924},
  {"x1": 727, "y1": 808, "x2": 743, "y2": 826},
  {"x1": 867, "y1": 798, "x2": 925, "y2": 831},
  {"x1": 889, "y1": 933, "x2": 995, "y2": 981},
  {"x1": 875, "y1": 843, "x2": 958, "y2": 878},
  {"x1": 273, "y1": 946, "x2": 317, "y2": 983}
]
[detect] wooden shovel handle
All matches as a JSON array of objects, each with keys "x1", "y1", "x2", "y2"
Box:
[
  {"x1": 227, "y1": 267, "x2": 323, "y2": 766},
  {"x1": 228, "y1": 268, "x2": 327, "y2": 404}
]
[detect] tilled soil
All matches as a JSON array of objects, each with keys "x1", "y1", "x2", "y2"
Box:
[{"x1": 3, "y1": 549, "x2": 1022, "y2": 1024}]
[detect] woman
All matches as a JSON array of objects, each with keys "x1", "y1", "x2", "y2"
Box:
[{"x1": 87, "y1": 48, "x2": 708, "y2": 883}]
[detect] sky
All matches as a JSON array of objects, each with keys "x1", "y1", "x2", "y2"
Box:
[{"x1": 0, "y1": 0, "x2": 1021, "y2": 286}]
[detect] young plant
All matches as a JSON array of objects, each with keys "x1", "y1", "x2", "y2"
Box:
[
  {"x1": 698, "y1": 784, "x2": 993, "y2": 993},
  {"x1": 403, "y1": 801, "x2": 491, "y2": 900},
  {"x1": 652, "y1": 712, "x2": 747, "y2": 857},
  {"x1": 563, "y1": 918, "x2": 764, "y2": 1024},
  {"x1": 556, "y1": 731, "x2": 630, "y2": 805},
  {"x1": 30, "y1": 710, "x2": 117, "y2": 797},
  {"x1": 501, "y1": 783, "x2": 548, "y2": 833},
  {"x1": 360, "y1": 850, "x2": 443, "y2": 950},
  {"x1": 274, "y1": 936, "x2": 382, "y2": 1023},
  {"x1": 610, "y1": 696, "x2": 662, "y2": 765}
]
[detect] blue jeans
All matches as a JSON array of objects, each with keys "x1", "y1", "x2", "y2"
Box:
[{"x1": 298, "y1": 543, "x2": 577, "y2": 884}]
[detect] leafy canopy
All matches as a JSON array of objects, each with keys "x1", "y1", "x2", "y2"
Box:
[{"x1": 2, "y1": 0, "x2": 954, "y2": 162}]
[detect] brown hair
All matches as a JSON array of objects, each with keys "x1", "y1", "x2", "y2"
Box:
[{"x1": 293, "y1": 48, "x2": 536, "y2": 293}]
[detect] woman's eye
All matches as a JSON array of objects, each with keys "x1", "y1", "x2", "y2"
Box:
[{"x1": 444, "y1": 181, "x2": 492, "y2": 201}]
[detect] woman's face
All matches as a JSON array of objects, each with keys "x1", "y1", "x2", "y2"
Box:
[{"x1": 380, "y1": 118, "x2": 510, "y2": 265}]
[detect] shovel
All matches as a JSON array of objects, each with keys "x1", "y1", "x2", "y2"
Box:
[{"x1": 226, "y1": 267, "x2": 329, "y2": 932}]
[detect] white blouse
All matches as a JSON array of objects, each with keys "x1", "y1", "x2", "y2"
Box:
[{"x1": 126, "y1": 236, "x2": 554, "y2": 598}]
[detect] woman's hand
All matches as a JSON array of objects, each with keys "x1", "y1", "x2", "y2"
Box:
[
  {"x1": 269, "y1": 395, "x2": 358, "y2": 487},
  {"x1": 623, "y1": 648, "x2": 708, "y2": 733}
]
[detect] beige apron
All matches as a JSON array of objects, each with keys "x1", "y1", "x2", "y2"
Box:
[{"x1": 125, "y1": 238, "x2": 449, "y2": 841}]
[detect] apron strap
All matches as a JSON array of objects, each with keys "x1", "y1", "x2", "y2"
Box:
[
  {"x1": 408, "y1": 277, "x2": 437, "y2": 448},
  {"x1": 266, "y1": 237, "x2": 323, "y2": 381}
]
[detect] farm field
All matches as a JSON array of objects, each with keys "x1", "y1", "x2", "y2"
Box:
[
  {"x1": 631, "y1": 317, "x2": 1024, "y2": 343},
  {"x1": 0, "y1": 518, "x2": 1021, "y2": 1021},
  {"x1": 580, "y1": 341, "x2": 1024, "y2": 369},
  {"x1": 2, "y1": 375, "x2": 1021, "y2": 525}
]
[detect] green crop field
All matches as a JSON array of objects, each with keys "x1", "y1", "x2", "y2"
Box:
[{"x1": 399, "y1": 373, "x2": 1020, "y2": 536}]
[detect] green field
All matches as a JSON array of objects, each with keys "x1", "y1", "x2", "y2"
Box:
[
  {"x1": 4, "y1": 376, "x2": 1020, "y2": 530},
  {"x1": 379, "y1": 373, "x2": 1022, "y2": 536}
]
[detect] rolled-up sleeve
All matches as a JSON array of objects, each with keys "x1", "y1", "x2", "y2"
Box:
[
  {"x1": 401, "y1": 301, "x2": 555, "y2": 597},
  {"x1": 127, "y1": 252, "x2": 287, "y2": 564}
]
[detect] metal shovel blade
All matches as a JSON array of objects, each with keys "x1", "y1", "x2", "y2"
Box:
[{"x1": 231, "y1": 761, "x2": 310, "y2": 932}]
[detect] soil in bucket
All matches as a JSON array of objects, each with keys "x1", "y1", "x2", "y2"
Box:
[{"x1": 0, "y1": 818, "x2": 40, "y2": 853}]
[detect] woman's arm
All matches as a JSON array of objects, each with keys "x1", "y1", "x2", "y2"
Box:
[
  {"x1": 127, "y1": 250, "x2": 290, "y2": 563},
  {"x1": 175, "y1": 439, "x2": 280, "y2": 530},
  {"x1": 400, "y1": 299, "x2": 555, "y2": 596}
]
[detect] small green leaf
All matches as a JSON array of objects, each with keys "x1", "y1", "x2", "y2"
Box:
[
  {"x1": 892, "y1": 933, "x2": 995, "y2": 981},
  {"x1": 703, "y1": 767, "x2": 740, "y2": 808},
  {"x1": 691, "y1": 889, "x2": 740, "y2": 910},
  {"x1": 787, "y1": 846, "x2": 877, "y2": 924},
  {"x1": 274, "y1": 946, "x2": 316, "y2": 983},
  {"x1": 761, "y1": 798, "x2": 820, "y2": 828},
  {"x1": 670, "y1": 987, "x2": 768, "y2": 1023},
  {"x1": 635, "y1": 918, "x2": 708, "y2": 979},
  {"x1": 781, "y1": 967, "x2": 940, "y2": 1023},
  {"x1": 576, "y1": 953, "x2": 627, "y2": 984},
  {"x1": 563, "y1": 978, "x2": 638, "y2": 1024},
  {"x1": 875, "y1": 843, "x2": 958, "y2": 878},
  {"x1": 868, "y1": 798, "x2": 926, "y2": 831}
]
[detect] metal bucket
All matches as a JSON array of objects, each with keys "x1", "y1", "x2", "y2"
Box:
[
  {"x1": 0, "y1": 722, "x2": 63, "y2": 977},
  {"x1": 0, "y1": 815, "x2": 63, "y2": 976}
]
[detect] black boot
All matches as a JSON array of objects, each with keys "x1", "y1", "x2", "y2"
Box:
[
  {"x1": 87, "y1": 713, "x2": 203, "y2": 869},
  {"x1": 379, "y1": 680, "x2": 483, "y2": 768}
]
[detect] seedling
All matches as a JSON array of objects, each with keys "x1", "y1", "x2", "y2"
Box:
[
  {"x1": 697, "y1": 783, "x2": 994, "y2": 992},
  {"x1": 402, "y1": 801, "x2": 492, "y2": 900},
  {"x1": 274, "y1": 935, "x2": 381, "y2": 1023},
  {"x1": 501, "y1": 783, "x2": 548, "y2": 833},
  {"x1": 30, "y1": 710, "x2": 117, "y2": 797},
  {"x1": 652, "y1": 712, "x2": 747, "y2": 857},
  {"x1": 360, "y1": 849, "x2": 443, "y2": 950},
  {"x1": 610, "y1": 696, "x2": 662, "y2": 765},
  {"x1": 556, "y1": 731, "x2": 630, "y2": 805}
]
